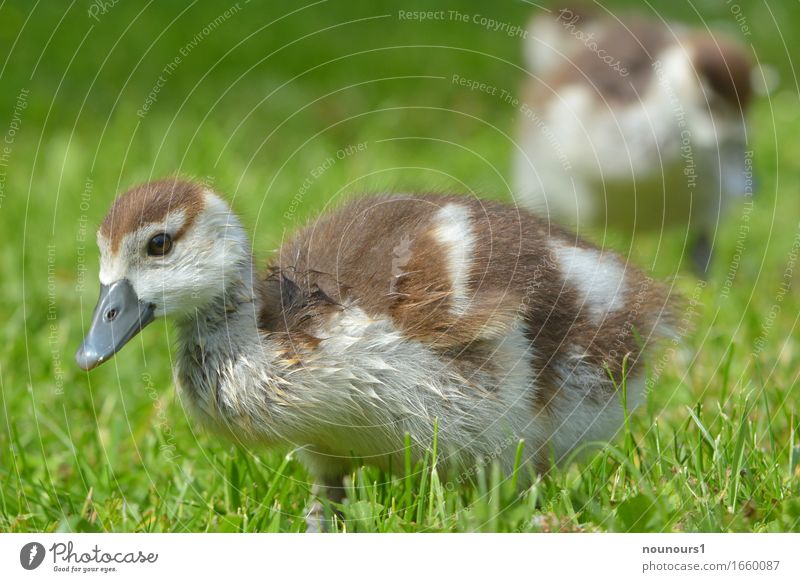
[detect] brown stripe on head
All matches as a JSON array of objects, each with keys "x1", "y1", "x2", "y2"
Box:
[
  {"x1": 544, "y1": 16, "x2": 671, "y2": 103},
  {"x1": 100, "y1": 179, "x2": 207, "y2": 253},
  {"x1": 690, "y1": 34, "x2": 752, "y2": 112}
]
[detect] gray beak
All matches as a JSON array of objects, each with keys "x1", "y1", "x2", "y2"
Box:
[{"x1": 75, "y1": 279, "x2": 156, "y2": 371}]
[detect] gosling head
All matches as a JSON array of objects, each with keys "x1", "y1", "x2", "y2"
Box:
[{"x1": 75, "y1": 179, "x2": 249, "y2": 371}]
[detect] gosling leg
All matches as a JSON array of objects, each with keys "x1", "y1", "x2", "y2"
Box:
[
  {"x1": 690, "y1": 230, "x2": 712, "y2": 278},
  {"x1": 305, "y1": 475, "x2": 346, "y2": 533}
]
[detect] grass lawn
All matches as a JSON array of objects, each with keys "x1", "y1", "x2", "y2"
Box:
[{"x1": 1, "y1": 0, "x2": 799, "y2": 532}]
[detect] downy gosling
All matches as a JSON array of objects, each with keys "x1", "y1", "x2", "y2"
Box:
[
  {"x1": 515, "y1": 7, "x2": 753, "y2": 275},
  {"x1": 76, "y1": 179, "x2": 673, "y2": 517}
]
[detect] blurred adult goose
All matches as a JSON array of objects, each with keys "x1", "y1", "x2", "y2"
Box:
[
  {"x1": 515, "y1": 7, "x2": 753, "y2": 274},
  {"x1": 76, "y1": 179, "x2": 671, "y2": 523}
]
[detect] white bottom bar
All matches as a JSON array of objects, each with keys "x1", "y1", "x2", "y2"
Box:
[{"x1": 2, "y1": 533, "x2": 798, "y2": 581}]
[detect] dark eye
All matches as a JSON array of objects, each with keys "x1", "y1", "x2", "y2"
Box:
[{"x1": 147, "y1": 233, "x2": 173, "y2": 256}]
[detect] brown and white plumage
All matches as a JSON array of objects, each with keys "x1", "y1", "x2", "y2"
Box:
[
  {"x1": 77, "y1": 179, "x2": 672, "y2": 520},
  {"x1": 515, "y1": 7, "x2": 753, "y2": 274}
]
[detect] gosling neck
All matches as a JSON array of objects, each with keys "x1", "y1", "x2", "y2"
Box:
[
  {"x1": 176, "y1": 252, "x2": 260, "y2": 339},
  {"x1": 172, "y1": 250, "x2": 285, "y2": 442}
]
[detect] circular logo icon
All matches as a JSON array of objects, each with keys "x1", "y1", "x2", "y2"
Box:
[{"x1": 20, "y1": 542, "x2": 46, "y2": 570}]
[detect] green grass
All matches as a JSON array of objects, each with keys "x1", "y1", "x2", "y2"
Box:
[{"x1": 1, "y1": 0, "x2": 799, "y2": 532}]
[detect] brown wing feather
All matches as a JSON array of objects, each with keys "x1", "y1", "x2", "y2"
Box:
[{"x1": 259, "y1": 194, "x2": 670, "y2": 391}]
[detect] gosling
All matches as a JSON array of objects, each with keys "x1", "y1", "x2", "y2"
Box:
[
  {"x1": 515, "y1": 7, "x2": 753, "y2": 275},
  {"x1": 76, "y1": 179, "x2": 672, "y2": 520}
]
